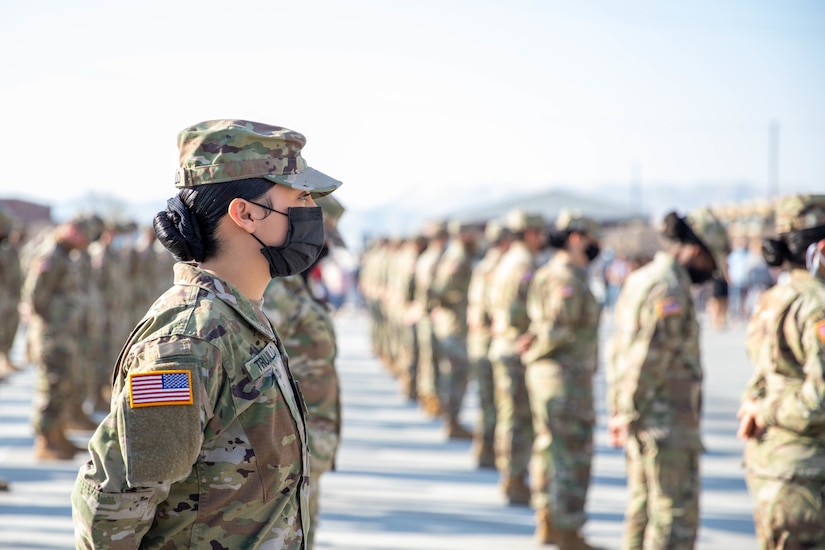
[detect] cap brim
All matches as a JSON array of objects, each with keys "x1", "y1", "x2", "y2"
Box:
[{"x1": 264, "y1": 166, "x2": 342, "y2": 198}]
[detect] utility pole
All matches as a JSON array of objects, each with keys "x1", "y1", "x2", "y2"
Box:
[{"x1": 768, "y1": 120, "x2": 779, "y2": 198}]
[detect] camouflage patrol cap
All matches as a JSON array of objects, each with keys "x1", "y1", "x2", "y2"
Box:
[
  {"x1": 554, "y1": 209, "x2": 601, "y2": 239},
  {"x1": 503, "y1": 209, "x2": 545, "y2": 233},
  {"x1": 70, "y1": 213, "x2": 104, "y2": 242},
  {"x1": 774, "y1": 194, "x2": 825, "y2": 234},
  {"x1": 175, "y1": 120, "x2": 342, "y2": 198},
  {"x1": 685, "y1": 207, "x2": 731, "y2": 277},
  {"x1": 316, "y1": 195, "x2": 346, "y2": 247},
  {"x1": 484, "y1": 219, "x2": 503, "y2": 243}
]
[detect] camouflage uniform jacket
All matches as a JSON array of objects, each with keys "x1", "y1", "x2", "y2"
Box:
[
  {"x1": 0, "y1": 240, "x2": 22, "y2": 334},
  {"x1": 742, "y1": 268, "x2": 825, "y2": 479},
  {"x1": 22, "y1": 240, "x2": 82, "y2": 359},
  {"x1": 263, "y1": 275, "x2": 340, "y2": 471},
  {"x1": 72, "y1": 263, "x2": 309, "y2": 549},
  {"x1": 489, "y1": 241, "x2": 538, "y2": 351},
  {"x1": 467, "y1": 247, "x2": 503, "y2": 336},
  {"x1": 607, "y1": 252, "x2": 703, "y2": 450},
  {"x1": 522, "y1": 253, "x2": 600, "y2": 369},
  {"x1": 431, "y1": 239, "x2": 474, "y2": 338}
]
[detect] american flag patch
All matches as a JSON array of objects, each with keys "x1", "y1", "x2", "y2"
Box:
[
  {"x1": 129, "y1": 370, "x2": 193, "y2": 408},
  {"x1": 656, "y1": 297, "x2": 682, "y2": 318},
  {"x1": 815, "y1": 320, "x2": 825, "y2": 344}
]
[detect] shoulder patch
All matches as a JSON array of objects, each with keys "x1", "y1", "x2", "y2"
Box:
[
  {"x1": 656, "y1": 297, "x2": 683, "y2": 318},
  {"x1": 129, "y1": 370, "x2": 193, "y2": 408},
  {"x1": 816, "y1": 320, "x2": 825, "y2": 344}
]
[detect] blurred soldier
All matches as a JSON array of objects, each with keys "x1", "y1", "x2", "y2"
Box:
[
  {"x1": 522, "y1": 211, "x2": 602, "y2": 548},
  {"x1": 468, "y1": 219, "x2": 512, "y2": 468},
  {"x1": 397, "y1": 235, "x2": 428, "y2": 400},
  {"x1": 263, "y1": 193, "x2": 344, "y2": 549},
  {"x1": 87, "y1": 220, "x2": 130, "y2": 412},
  {"x1": 488, "y1": 209, "x2": 546, "y2": 505},
  {"x1": 607, "y1": 207, "x2": 729, "y2": 550},
  {"x1": 68, "y1": 213, "x2": 105, "y2": 430},
  {"x1": 737, "y1": 194, "x2": 825, "y2": 548},
  {"x1": 0, "y1": 206, "x2": 22, "y2": 379},
  {"x1": 430, "y1": 220, "x2": 479, "y2": 439},
  {"x1": 413, "y1": 223, "x2": 448, "y2": 416},
  {"x1": 23, "y1": 215, "x2": 96, "y2": 459}
]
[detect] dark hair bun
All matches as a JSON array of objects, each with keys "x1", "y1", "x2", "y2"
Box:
[
  {"x1": 662, "y1": 212, "x2": 690, "y2": 242},
  {"x1": 546, "y1": 229, "x2": 569, "y2": 249},
  {"x1": 761, "y1": 238, "x2": 787, "y2": 267}
]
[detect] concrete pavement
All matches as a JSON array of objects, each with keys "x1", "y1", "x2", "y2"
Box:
[{"x1": 0, "y1": 310, "x2": 757, "y2": 549}]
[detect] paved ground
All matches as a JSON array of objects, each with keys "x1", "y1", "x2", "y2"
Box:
[{"x1": 0, "y1": 310, "x2": 757, "y2": 549}]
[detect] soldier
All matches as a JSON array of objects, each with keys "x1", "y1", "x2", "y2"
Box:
[
  {"x1": 468, "y1": 219, "x2": 512, "y2": 468},
  {"x1": 68, "y1": 213, "x2": 105, "y2": 430},
  {"x1": 488, "y1": 209, "x2": 546, "y2": 505},
  {"x1": 22, "y1": 215, "x2": 97, "y2": 460},
  {"x1": 522, "y1": 211, "x2": 602, "y2": 548},
  {"x1": 607, "y1": 207, "x2": 730, "y2": 550},
  {"x1": 413, "y1": 223, "x2": 449, "y2": 417},
  {"x1": 430, "y1": 220, "x2": 479, "y2": 439},
  {"x1": 736, "y1": 194, "x2": 825, "y2": 548},
  {"x1": 0, "y1": 206, "x2": 22, "y2": 379},
  {"x1": 262, "y1": 193, "x2": 344, "y2": 549},
  {"x1": 71, "y1": 119, "x2": 341, "y2": 549},
  {"x1": 87, "y1": 220, "x2": 131, "y2": 412}
]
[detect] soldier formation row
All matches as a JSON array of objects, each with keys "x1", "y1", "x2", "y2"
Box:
[{"x1": 359, "y1": 195, "x2": 825, "y2": 550}]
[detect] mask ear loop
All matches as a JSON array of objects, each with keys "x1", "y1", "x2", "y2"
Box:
[{"x1": 807, "y1": 242, "x2": 823, "y2": 276}]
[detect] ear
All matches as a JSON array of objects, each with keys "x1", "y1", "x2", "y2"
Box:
[
  {"x1": 817, "y1": 238, "x2": 825, "y2": 254},
  {"x1": 227, "y1": 198, "x2": 257, "y2": 234}
]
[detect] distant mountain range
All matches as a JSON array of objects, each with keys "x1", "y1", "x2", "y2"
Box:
[{"x1": 11, "y1": 179, "x2": 815, "y2": 252}]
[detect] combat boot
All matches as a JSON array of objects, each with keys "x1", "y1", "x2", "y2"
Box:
[
  {"x1": 34, "y1": 431, "x2": 77, "y2": 460},
  {"x1": 535, "y1": 508, "x2": 559, "y2": 544},
  {"x1": 501, "y1": 474, "x2": 531, "y2": 506},
  {"x1": 445, "y1": 418, "x2": 473, "y2": 440},
  {"x1": 55, "y1": 428, "x2": 86, "y2": 454},
  {"x1": 558, "y1": 529, "x2": 599, "y2": 550},
  {"x1": 473, "y1": 438, "x2": 496, "y2": 469},
  {"x1": 65, "y1": 412, "x2": 99, "y2": 432},
  {"x1": 419, "y1": 394, "x2": 443, "y2": 418}
]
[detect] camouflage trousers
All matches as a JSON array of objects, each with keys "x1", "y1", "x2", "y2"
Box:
[
  {"x1": 746, "y1": 472, "x2": 825, "y2": 550},
  {"x1": 0, "y1": 303, "x2": 18, "y2": 357},
  {"x1": 32, "y1": 338, "x2": 78, "y2": 434},
  {"x1": 489, "y1": 341, "x2": 533, "y2": 478},
  {"x1": 468, "y1": 332, "x2": 495, "y2": 451},
  {"x1": 416, "y1": 317, "x2": 441, "y2": 399},
  {"x1": 434, "y1": 333, "x2": 469, "y2": 420},
  {"x1": 526, "y1": 361, "x2": 594, "y2": 531},
  {"x1": 623, "y1": 435, "x2": 700, "y2": 550},
  {"x1": 399, "y1": 322, "x2": 419, "y2": 399}
]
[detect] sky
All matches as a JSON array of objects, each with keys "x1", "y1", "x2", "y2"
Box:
[{"x1": 1, "y1": 0, "x2": 824, "y2": 231}]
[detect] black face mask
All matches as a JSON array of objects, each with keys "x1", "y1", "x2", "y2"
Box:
[
  {"x1": 687, "y1": 267, "x2": 714, "y2": 285},
  {"x1": 249, "y1": 205, "x2": 325, "y2": 278},
  {"x1": 585, "y1": 243, "x2": 601, "y2": 262}
]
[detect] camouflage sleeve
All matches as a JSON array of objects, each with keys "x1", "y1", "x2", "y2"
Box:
[
  {"x1": 28, "y1": 253, "x2": 65, "y2": 317},
  {"x1": 433, "y1": 256, "x2": 471, "y2": 309},
  {"x1": 507, "y1": 267, "x2": 535, "y2": 334},
  {"x1": 522, "y1": 271, "x2": 581, "y2": 364},
  {"x1": 72, "y1": 337, "x2": 216, "y2": 548},
  {"x1": 742, "y1": 291, "x2": 771, "y2": 401},
  {"x1": 614, "y1": 283, "x2": 683, "y2": 426},
  {"x1": 761, "y1": 299, "x2": 825, "y2": 434}
]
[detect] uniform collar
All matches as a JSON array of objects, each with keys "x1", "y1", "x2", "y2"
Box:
[{"x1": 173, "y1": 262, "x2": 275, "y2": 339}]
